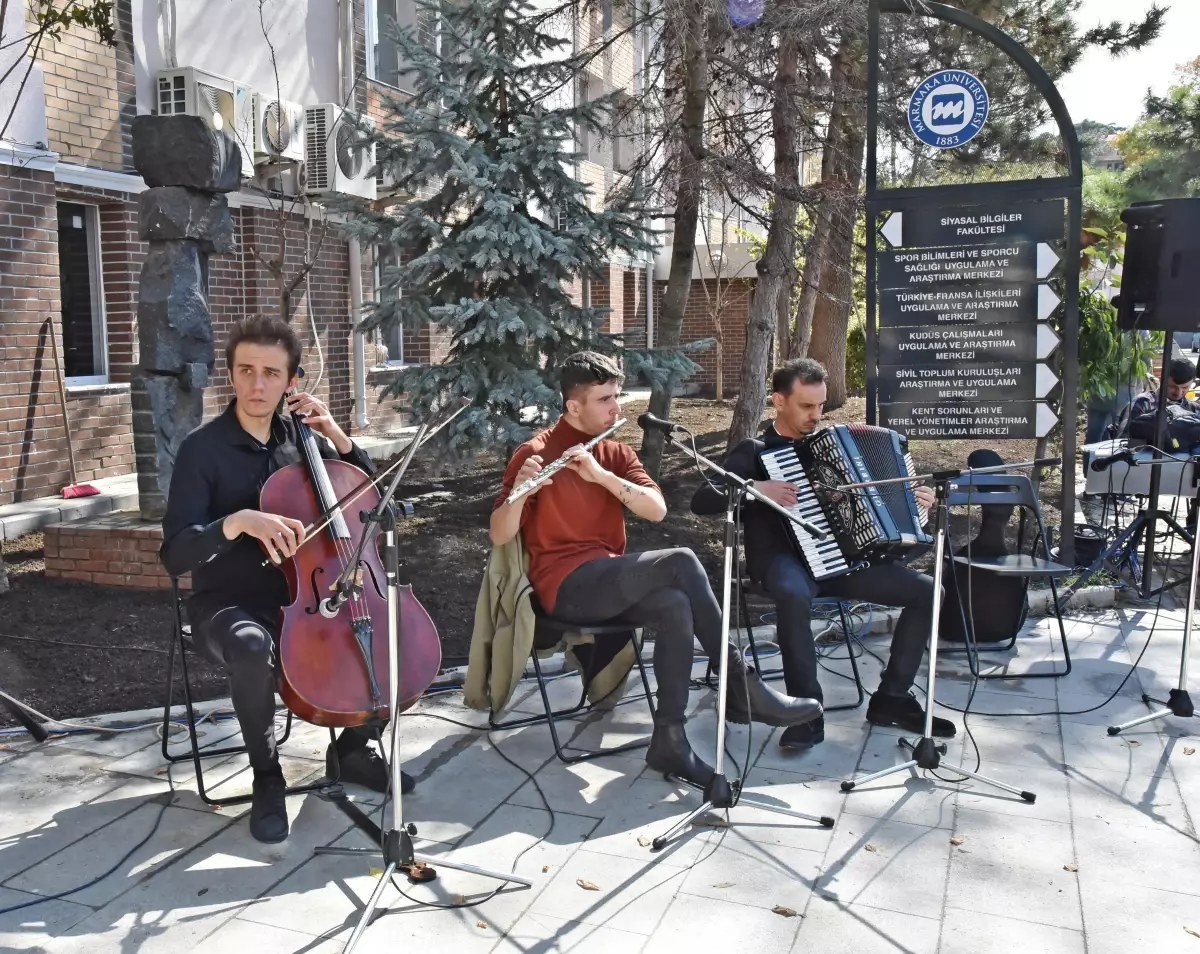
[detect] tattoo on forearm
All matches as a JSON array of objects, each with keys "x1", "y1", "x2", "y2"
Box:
[{"x1": 618, "y1": 481, "x2": 646, "y2": 506}]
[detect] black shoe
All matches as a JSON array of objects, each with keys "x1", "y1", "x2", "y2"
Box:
[
  {"x1": 327, "y1": 742, "x2": 415, "y2": 795},
  {"x1": 725, "y1": 666, "x2": 824, "y2": 727},
  {"x1": 866, "y1": 691, "x2": 956, "y2": 738},
  {"x1": 779, "y1": 718, "x2": 825, "y2": 750},
  {"x1": 646, "y1": 722, "x2": 714, "y2": 788},
  {"x1": 249, "y1": 766, "x2": 289, "y2": 844}
]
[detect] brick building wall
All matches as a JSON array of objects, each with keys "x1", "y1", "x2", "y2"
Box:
[
  {"x1": 654, "y1": 277, "x2": 754, "y2": 395},
  {"x1": 31, "y1": 3, "x2": 130, "y2": 171}
]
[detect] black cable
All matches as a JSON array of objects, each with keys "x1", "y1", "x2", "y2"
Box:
[{"x1": 0, "y1": 772, "x2": 175, "y2": 917}]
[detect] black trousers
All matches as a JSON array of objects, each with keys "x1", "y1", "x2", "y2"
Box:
[
  {"x1": 552, "y1": 548, "x2": 727, "y2": 725},
  {"x1": 762, "y1": 551, "x2": 940, "y2": 704},
  {"x1": 191, "y1": 605, "x2": 374, "y2": 772}
]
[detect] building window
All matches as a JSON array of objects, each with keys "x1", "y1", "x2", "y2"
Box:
[
  {"x1": 56, "y1": 202, "x2": 107, "y2": 385},
  {"x1": 374, "y1": 0, "x2": 440, "y2": 93},
  {"x1": 374, "y1": 246, "x2": 405, "y2": 365}
]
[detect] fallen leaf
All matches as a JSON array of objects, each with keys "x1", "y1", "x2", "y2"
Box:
[
  {"x1": 455, "y1": 895, "x2": 466, "y2": 904},
  {"x1": 772, "y1": 905, "x2": 800, "y2": 918},
  {"x1": 1184, "y1": 925, "x2": 1200, "y2": 938},
  {"x1": 950, "y1": 837, "x2": 964, "y2": 846},
  {"x1": 697, "y1": 817, "x2": 729, "y2": 829},
  {"x1": 712, "y1": 882, "x2": 736, "y2": 888},
  {"x1": 576, "y1": 879, "x2": 600, "y2": 891},
  {"x1": 476, "y1": 921, "x2": 488, "y2": 930},
  {"x1": 369, "y1": 866, "x2": 384, "y2": 877},
  {"x1": 1121, "y1": 739, "x2": 1141, "y2": 747},
  {"x1": 155, "y1": 768, "x2": 168, "y2": 775},
  {"x1": 864, "y1": 843, "x2": 878, "y2": 853},
  {"x1": 637, "y1": 836, "x2": 652, "y2": 847},
  {"x1": 542, "y1": 865, "x2": 550, "y2": 873},
  {"x1": 1184, "y1": 747, "x2": 1195, "y2": 756},
  {"x1": 1064, "y1": 863, "x2": 1079, "y2": 872}
]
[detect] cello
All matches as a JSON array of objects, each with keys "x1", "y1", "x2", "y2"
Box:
[{"x1": 258, "y1": 392, "x2": 442, "y2": 727}]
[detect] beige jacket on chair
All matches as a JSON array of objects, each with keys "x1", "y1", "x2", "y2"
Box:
[{"x1": 463, "y1": 538, "x2": 637, "y2": 717}]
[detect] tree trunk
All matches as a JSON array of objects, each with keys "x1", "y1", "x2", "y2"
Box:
[
  {"x1": 640, "y1": 5, "x2": 708, "y2": 478},
  {"x1": 0, "y1": 552, "x2": 9, "y2": 596},
  {"x1": 775, "y1": 280, "x2": 789, "y2": 364},
  {"x1": 714, "y1": 335, "x2": 724, "y2": 400},
  {"x1": 806, "y1": 47, "x2": 866, "y2": 410},
  {"x1": 791, "y1": 42, "x2": 852, "y2": 360},
  {"x1": 726, "y1": 24, "x2": 802, "y2": 451}
]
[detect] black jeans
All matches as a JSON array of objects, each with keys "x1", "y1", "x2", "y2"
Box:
[
  {"x1": 191, "y1": 605, "x2": 373, "y2": 772},
  {"x1": 552, "y1": 549, "x2": 726, "y2": 725},
  {"x1": 762, "y1": 552, "x2": 940, "y2": 704}
]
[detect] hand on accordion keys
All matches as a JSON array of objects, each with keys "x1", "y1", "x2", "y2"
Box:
[
  {"x1": 755, "y1": 480, "x2": 799, "y2": 509},
  {"x1": 913, "y1": 483, "x2": 936, "y2": 521}
]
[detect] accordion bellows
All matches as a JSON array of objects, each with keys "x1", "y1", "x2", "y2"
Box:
[{"x1": 758, "y1": 424, "x2": 933, "y2": 580}]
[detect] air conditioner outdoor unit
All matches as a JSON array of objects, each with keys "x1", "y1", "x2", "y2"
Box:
[
  {"x1": 304, "y1": 104, "x2": 376, "y2": 200},
  {"x1": 156, "y1": 67, "x2": 254, "y2": 176},
  {"x1": 252, "y1": 93, "x2": 306, "y2": 164}
]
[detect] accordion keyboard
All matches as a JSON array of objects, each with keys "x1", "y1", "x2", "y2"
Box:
[{"x1": 759, "y1": 445, "x2": 854, "y2": 580}]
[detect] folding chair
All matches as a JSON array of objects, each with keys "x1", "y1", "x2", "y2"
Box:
[
  {"x1": 488, "y1": 594, "x2": 657, "y2": 765},
  {"x1": 160, "y1": 580, "x2": 337, "y2": 806},
  {"x1": 945, "y1": 473, "x2": 1074, "y2": 679},
  {"x1": 733, "y1": 576, "x2": 866, "y2": 711}
]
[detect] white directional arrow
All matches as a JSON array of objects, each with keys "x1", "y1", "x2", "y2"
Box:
[
  {"x1": 1036, "y1": 364, "x2": 1059, "y2": 399},
  {"x1": 880, "y1": 211, "x2": 903, "y2": 248},
  {"x1": 1036, "y1": 403, "x2": 1059, "y2": 438},
  {"x1": 1036, "y1": 323, "x2": 1061, "y2": 360},
  {"x1": 1037, "y1": 284, "x2": 1061, "y2": 320},
  {"x1": 1036, "y1": 243, "x2": 1060, "y2": 279}
]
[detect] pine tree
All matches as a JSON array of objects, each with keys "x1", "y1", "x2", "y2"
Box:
[{"x1": 338, "y1": 0, "x2": 700, "y2": 457}]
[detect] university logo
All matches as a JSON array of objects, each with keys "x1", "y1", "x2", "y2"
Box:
[{"x1": 908, "y1": 69, "x2": 989, "y2": 150}]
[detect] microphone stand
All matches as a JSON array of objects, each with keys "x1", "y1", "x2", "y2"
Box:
[
  {"x1": 1107, "y1": 452, "x2": 1200, "y2": 737},
  {"x1": 649, "y1": 427, "x2": 836, "y2": 852},
  {"x1": 312, "y1": 400, "x2": 531, "y2": 954},
  {"x1": 839, "y1": 460, "x2": 1049, "y2": 804}
]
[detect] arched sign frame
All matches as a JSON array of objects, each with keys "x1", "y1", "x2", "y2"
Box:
[{"x1": 865, "y1": 0, "x2": 1083, "y2": 560}]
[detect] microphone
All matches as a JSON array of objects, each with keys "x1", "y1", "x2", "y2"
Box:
[
  {"x1": 637, "y1": 412, "x2": 683, "y2": 434},
  {"x1": 1091, "y1": 450, "x2": 1136, "y2": 472}
]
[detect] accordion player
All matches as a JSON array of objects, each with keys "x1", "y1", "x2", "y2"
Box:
[{"x1": 690, "y1": 358, "x2": 957, "y2": 751}]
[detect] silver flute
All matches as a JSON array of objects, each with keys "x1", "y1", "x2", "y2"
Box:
[{"x1": 505, "y1": 418, "x2": 627, "y2": 505}]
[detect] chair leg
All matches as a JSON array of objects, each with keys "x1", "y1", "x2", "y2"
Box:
[
  {"x1": 823, "y1": 602, "x2": 866, "y2": 712},
  {"x1": 976, "y1": 576, "x2": 1071, "y2": 680}
]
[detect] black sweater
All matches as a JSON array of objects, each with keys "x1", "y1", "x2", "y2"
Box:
[
  {"x1": 690, "y1": 423, "x2": 796, "y2": 583},
  {"x1": 160, "y1": 400, "x2": 375, "y2": 619}
]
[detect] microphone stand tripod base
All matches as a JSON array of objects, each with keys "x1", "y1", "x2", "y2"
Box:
[
  {"x1": 837, "y1": 477, "x2": 1038, "y2": 806},
  {"x1": 1108, "y1": 502, "x2": 1199, "y2": 737},
  {"x1": 309, "y1": 468, "x2": 529, "y2": 954},
  {"x1": 646, "y1": 436, "x2": 836, "y2": 853}
]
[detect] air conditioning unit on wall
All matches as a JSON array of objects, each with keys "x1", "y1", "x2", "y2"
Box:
[
  {"x1": 304, "y1": 104, "x2": 376, "y2": 200},
  {"x1": 252, "y1": 94, "x2": 306, "y2": 164},
  {"x1": 156, "y1": 67, "x2": 254, "y2": 175}
]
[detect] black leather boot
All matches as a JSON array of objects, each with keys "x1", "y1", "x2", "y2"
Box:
[
  {"x1": 725, "y1": 663, "x2": 823, "y2": 727},
  {"x1": 249, "y1": 765, "x2": 289, "y2": 844},
  {"x1": 646, "y1": 722, "x2": 714, "y2": 788}
]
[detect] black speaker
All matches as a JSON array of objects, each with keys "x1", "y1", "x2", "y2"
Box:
[{"x1": 1116, "y1": 197, "x2": 1200, "y2": 332}]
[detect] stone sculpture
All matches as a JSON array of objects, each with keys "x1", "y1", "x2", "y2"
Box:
[{"x1": 130, "y1": 115, "x2": 240, "y2": 520}]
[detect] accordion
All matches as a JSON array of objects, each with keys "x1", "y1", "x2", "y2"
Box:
[{"x1": 757, "y1": 424, "x2": 932, "y2": 580}]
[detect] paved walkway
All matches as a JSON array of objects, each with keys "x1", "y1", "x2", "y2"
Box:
[{"x1": 3, "y1": 610, "x2": 1200, "y2": 953}]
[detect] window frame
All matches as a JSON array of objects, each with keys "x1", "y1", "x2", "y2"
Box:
[
  {"x1": 373, "y1": 245, "x2": 408, "y2": 368},
  {"x1": 58, "y1": 201, "x2": 109, "y2": 387}
]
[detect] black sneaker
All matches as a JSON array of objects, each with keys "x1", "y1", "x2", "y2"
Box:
[
  {"x1": 779, "y1": 717, "x2": 825, "y2": 750},
  {"x1": 249, "y1": 766, "x2": 289, "y2": 844},
  {"x1": 327, "y1": 742, "x2": 415, "y2": 795},
  {"x1": 866, "y1": 691, "x2": 956, "y2": 738}
]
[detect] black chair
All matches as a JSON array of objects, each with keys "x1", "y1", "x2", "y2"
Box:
[
  {"x1": 945, "y1": 473, "x2": 1074, "y2": 680},
  {"x1": 488, "y1": 594, "x2": 657, "y2": 765},
  {"x1": 732, "y1": 578, "x2": 866, "y2": 712},
  {"x1": 161, "y1": 580, "x2": 337, "y2": 806}
]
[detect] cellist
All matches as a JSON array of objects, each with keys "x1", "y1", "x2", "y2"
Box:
[{"x1": 160, "y1": 314, "x2": 408, "y2": 844}]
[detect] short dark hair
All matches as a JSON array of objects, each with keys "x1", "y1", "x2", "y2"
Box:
[
  {"x1": 225, "y1": 314, "x2": 303, "y2": 378},
  {"x1": 560, "y1": 350, "x2": 623, "y2": 404},
  {"x1": 771, "y1": 358, "x2": 827, "y2": 395},
  {"x1": 1169, "y1": 358, "x2": 1196, "y2": 385}
]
